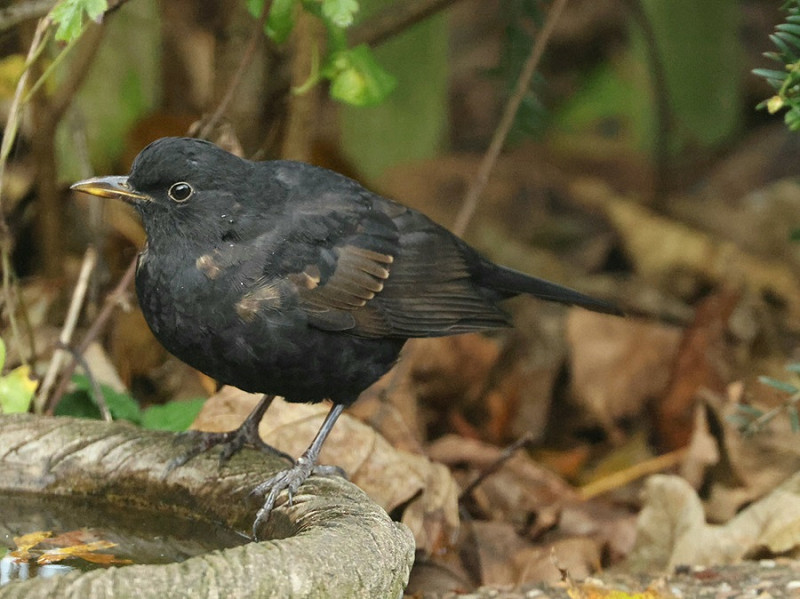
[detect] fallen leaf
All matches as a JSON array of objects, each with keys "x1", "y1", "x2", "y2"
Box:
[
  {"x1": 653, "y1": 288, "x2": 740, "y2": 450},
  {"x1": 193, "y1": 387, "x2": 460, "y2": 553},
  {"x1": 9, "y1": 531, "x2": 52, "y2": 561},
  {"x1": 37, "y1": 540, "x2": 132, "y2": 566},
  {"x1": 703, "y1": 381, "x2": 800, "y2": 521},
  {"x1": 628, "y1": 472, "x2": 800, "y2": 571},
  {"x1": 566, "y1": 311, "x2": 682, "y2": 440}
]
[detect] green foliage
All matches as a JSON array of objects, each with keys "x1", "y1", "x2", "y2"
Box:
[
  {"x1": 325, "y1": 44, "x2": 396, "y2": 106},
  {"x1": 321, "y1": 0, "x2": 359, "y2": 28},
  {"x1": 50, "y1": 0, "x2": 108, "y2": 42},
  {"x1": 0, "y1": 338, "x2": 36, "y2": 414},
  {"x1": 57, "y1": 374, "x2": 142, "y2": 423},
  {"x1": 246, "y1": 0, "x2": 395, "y2": 106},
  {"x1": 57, "y1": 374, "x2": 205, "y2": 431},
  {"x1": 494, "y1": 0, "x2": 549, "y2": 140},
  {"x1": 141, "y1": 398, "x2": 206, "y2": 431},
  {"x1": 730, "y1": 364, "x2": 800, "y2": 435},
  {"x1": 755, "y1": 0, "x2": 800, "y2": 130},
  {"x1": 262, "y1": 0, "x2": 296, "y2": 43}
]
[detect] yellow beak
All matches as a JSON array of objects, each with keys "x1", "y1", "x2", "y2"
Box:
[{"x1": 70, "y1": 176, "x2": 149, "y2": 204}]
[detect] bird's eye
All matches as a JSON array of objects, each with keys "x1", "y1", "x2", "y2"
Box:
[{"x1": 168, "y1": 182, "x2": 193, "y2": 202}]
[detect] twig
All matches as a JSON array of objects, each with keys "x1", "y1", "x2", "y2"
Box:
[
  {"x1": 45, "y1": 256, "x2": 137, "y2": 414},
  {"x1": 194, "y1": 1, "x2": 272, "y2": 141},
  {"x1": 56, "y1": 341, "x2": 112, "y2": 421},
  {"x1": 621, "y1": 0, "x2": 671, "y2": 205},
  {"x1": 0, "y1": 17, "x2": 53, "y2": 367},
  {"x1": 0, "y1": 0, "x2": 54, "y2": 32},
  {"x1": 349, "y1": 0, "x2": 463, "y2": 47},
  {"x1": 281, "y1": 11, "x2": 324, "y2": 161},
  {"x1": 35, "y1": 246, "x2": 97, "y2": 413},
  {"x1": 458, "y1": 432, "x2": 535, "y2": 502},
  {"x1": 578, "y1": 447, "x2": 688, "y2": 501},
  {"x1": 452, "y1": 0, "x2": 568, "y2": 236}
]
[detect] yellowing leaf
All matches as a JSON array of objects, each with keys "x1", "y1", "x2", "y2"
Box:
[
  {"x1": 9, "y1": 531, "x2": 53, "y2": 560},
  {"x1": 37, "y1": 540, "x2": 132, "y2": 566},
  {"x1": 0, "y1": 365, "x2": 37, "y2": 414}
]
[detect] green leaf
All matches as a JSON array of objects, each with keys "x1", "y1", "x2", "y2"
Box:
[
  {"x1": 325, "y1": 45, "x2": 396, "y2": 106},
  {"x1": 735, "y1": 403, "x2": 764, "y2": 416},
  {"x1": 753, "y1": 68, "x2": 789, "y2": 82},
  {"x1": 321, "y1": 0, "x2": 359, "y2": 28},
  {"x1": 789, "y1": 406, "x2": 800, "y2": 433},
  {"x1": 778, "y1": 23, "x2": 800, "y2": 41},
  {"x1": 50, "y1": 0, "x2": 108, "y2": 42},
  {"x1": 758, "y1": 375, "x2": 800, "y2": 394},
  {"x1": 0, "y1": 337, "x2": 6, "y2": 372},
  {"x1": 141, "y1": 398, "x2": 206, "y2": 432},
  {"x1": 0, "y1": 365, "x2": 36, "y2": 414},
  {"x1": 266, "y1": 0, "x2": 296, "y2": 43},
  {"x1": 771, "y1": 32, "x2": 797, "y2": 58},
  {"x1": 56, "y1": 374, "x2": 142, "y2": 423},
  {"x1": 785, "y1": 362, "x2": 800, "y2": 373}
]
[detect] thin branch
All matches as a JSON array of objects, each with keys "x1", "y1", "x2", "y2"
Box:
[
  {"x1": 621, "y1": 0, "x2": 671, "y2": 205},
  {"x1": 452, "y1": 0, "x2": 569, "y2": 236},
  {"x1": 0, "y1": 0, "x2": 55, "y2": 32},
  {"x1": 458, "y1": 431, "x2": 533, "y2": 503},
  {"x1": 194, "y1": 2, "x2": 272, "y2": 141},
  {"x1": 0, "y1": 17, "x2": 53, "y2": 367},
  {"x1": 57, "y1": 341, "x2": 113, "y2": 421},
  {"x1": 578, "y1": 447, "x2": 688, "y2": 501},
  {"x1": 458, "y1": 432, "x2": 535, "y2": 502},
  {"x1": 349, "y1": 0, "x2": 463, "y2": 47},
  {"x1": 281, "y1": 11, "x2": 325, "y2": 161},
  {"x1": 45, "y1": 256, "x2": 137, "y2": 415},
  {"x1": 35, "y1": 247, "x2": 97, "y2": 413}
]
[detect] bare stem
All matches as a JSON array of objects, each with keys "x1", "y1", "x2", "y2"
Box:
[
  {"x1": 452, "y1": 0, "x2": 568, "y2": 236},
  {"x1": 45, "y1": 256, "x2": 137, "y2": 415},
  {"x1": 195, "y1": 1, "x2": 271, "y2": 141},
  {"x1": 35, "y1": 246, "x2": 98, "y2": 413}
]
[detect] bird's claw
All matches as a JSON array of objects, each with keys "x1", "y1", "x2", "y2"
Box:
[
  {"x1": 250, "y1": 458, "x2": 346, "y2": 539},
  {"x1": 168, "y1": 425, "x2": 292, "y2": 472}
]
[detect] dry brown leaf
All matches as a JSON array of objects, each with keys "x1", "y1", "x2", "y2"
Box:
[
  {"x1": 628, "y1": 473, "x2": 800, "y2": 571},
  {"x1": 566, "y1": 311, "x2": 682, "y2": 439},
  {"x1": 570, "y1": 178, "x2": 800, "y2": 327},
  {"x1": 558, "y1": 501, "x2": 639, "y2": 563},
  {"x1": 515, "y1": 537, "x2": 602, "y2": 585},
  {"x1": 193, "y1": 387, "x2": 460, "y2": 553},
  {"x1": 653, "y1": 288, "x2": 740, "y2": 450},
  {"x1": 678, "y1": 403, "x2": 719, "y2": 489},
  {"x1": 348, "y1": 362, "x2": 425, "y2": 454},
  {"x1": 428, "y1": 434, "x2": 575, "y2": 534},
  {"x1": 464, "y1": 520, "x2": 533, "y2": 586},
  {"x1": 703, "y1": 381, "x2": 800, "y2": 521}
]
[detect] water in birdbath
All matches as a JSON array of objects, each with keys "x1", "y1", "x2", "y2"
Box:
[{"x1": 0, "y1": 491, "x2": 248, "y2": 585}]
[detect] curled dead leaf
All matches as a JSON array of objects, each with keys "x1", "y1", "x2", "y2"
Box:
[{"x1": 192, "y1": 387, "x2": 460, "y2": 553}]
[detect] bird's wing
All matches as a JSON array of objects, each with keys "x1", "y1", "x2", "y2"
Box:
[{"x1": 274, "y1": 202, "x2": 511, "y2": 338}]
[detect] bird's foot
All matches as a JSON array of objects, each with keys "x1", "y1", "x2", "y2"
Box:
[
  {"x1": 250, "y1": 458, "x2": 345, "y2": 538},
  {"x1": 168, "y1": 420, "x2": 292, "y2": 471}
]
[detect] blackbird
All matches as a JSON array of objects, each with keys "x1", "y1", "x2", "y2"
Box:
[{"x1": 72, "y1": 137, "x2": 619, "y2": 536}]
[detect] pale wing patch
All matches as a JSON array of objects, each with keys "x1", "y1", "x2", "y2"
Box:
[
  {"x1": 236, "y1": 282, "x2": 283, "y2": 321},
  {"x1": 288, "y1": 264, "x2": 321, "y2": 290},
  {"x1": 196, "y1": 254, "x2": 221, "y2": 279},
  {"x1": 300, "y1": 245, "x2": 393, "y2": 311}
]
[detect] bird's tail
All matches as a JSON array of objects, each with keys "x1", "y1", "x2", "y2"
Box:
[{"x1": 478, "y1": 262, "x2": 622, "y2": 316}]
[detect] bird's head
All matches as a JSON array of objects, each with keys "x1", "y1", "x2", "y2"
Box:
[{"x1": 71, "y1": 137, "x2": 254, "y2": 244}]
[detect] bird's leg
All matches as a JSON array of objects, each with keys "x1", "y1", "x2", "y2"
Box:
[
  {"x1": 169, "y1": 394, "x2": 293, "y2": 469},
  {"x1": 251, "y1": 402, "x2": 345, "y2": 538}
]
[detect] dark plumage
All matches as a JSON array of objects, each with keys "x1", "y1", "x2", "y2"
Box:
[{"x1": 72, "y1": 137, "x2": 620, "y2": 536}]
